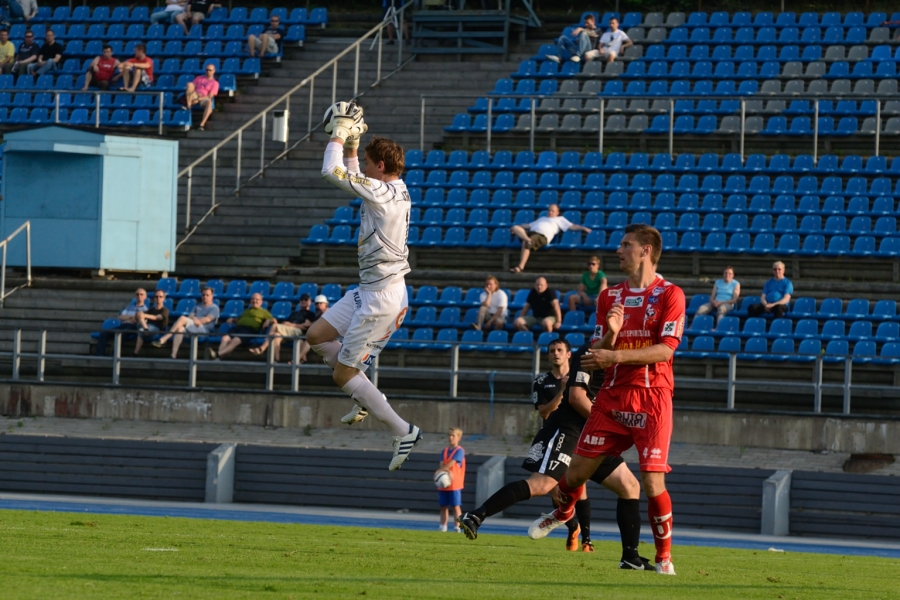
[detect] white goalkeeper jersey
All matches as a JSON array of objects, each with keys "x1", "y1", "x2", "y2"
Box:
[{"x1": 321, "y1": 142, "x2": 411, "y2": 290}]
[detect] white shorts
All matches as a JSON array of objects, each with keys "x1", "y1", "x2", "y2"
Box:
[{"x1": 322, "y1": 281, "x2": 408, "y2": 371}]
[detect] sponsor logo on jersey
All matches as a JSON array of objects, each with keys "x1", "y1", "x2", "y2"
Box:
[
  {"x1": 332, "y1": 166, "x2": 348, "y2": 179},
  {"x1": 352, "y1": 290, "x2": 362, "y2": 310},
  {"x1": 662, "y1": 320, "x2": 678, "y2": 336},
  {"x1": 615, "y1": 339, "x2": 654, "y2": 351},
  {"x1": 648, "y1": 296, "x2": 659, "y2": 304},
  {"x1": 554, "y1": 433, "x2": 567, "y2": 451},
  {"x1": 652, "y1": 286, "x2": 665, "y2": 296},
  {"x1": 557, "y1": 453, "x2": 571, "y2": 466},
  {"x1": 593, "y1": 325, "x2": 604, "y2": 338},
  {"x1": 575, "y1": 371, "x2": 591, "y2": 385},
  {"x1": 583, "y1": 435, "x2": 605, "y2": 446},
  {"x1": 624, "y1": 296, "x2": 644, "y2": 308},
  {"x1": 612, "y1": 410, "x2": 647, "y2": 428},
  {"x1": 619, "y1": 329, "x2": 652, "y2": 337},
  {"x1": 645, "y1": 306, "x2": 657, "y2": 319},
  {"x1": 532, "y1": 391, "x2": 538, "y2": 403},
  {"x1": 608, "y1": 288, "x2": 622, "y2": 297},
  {"x1": 361, "y1": 354, "x2": 375, "y2": 367},
  {"x1": 526, "y1": 442, "x2": 545, "y2": 463},
  {"x1": 650, "y1": 448, "x2": 662, "y2": 459}
]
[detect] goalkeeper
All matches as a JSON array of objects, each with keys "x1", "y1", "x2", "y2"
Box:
[{"x1": 307, "y1": 101, "x2": 423, "y2": 471}]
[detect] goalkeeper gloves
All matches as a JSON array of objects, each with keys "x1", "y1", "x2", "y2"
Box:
[{"x1": 324, "y1": 101, "x2": 367, "y2": 144}]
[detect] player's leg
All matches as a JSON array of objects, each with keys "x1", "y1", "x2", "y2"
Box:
[
  {"x1": 438, "y1": 504, "x2": 449, "y2": 532},
  {"x1": 549, "y1": 484, "x2": 584, "y2": 551},
  {"x1": 592, "y1": 461, "x2": 652, "y2": 570},
  {"x1": 458, "y1": 472, "x2": 556, "y2": 540},
  {"x1": 572, "y1": 488, "x2": 592, "y2": 551}
]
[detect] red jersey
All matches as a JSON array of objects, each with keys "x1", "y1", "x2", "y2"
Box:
[
  {"x1": 95, "y1": 56, "x2": 117, "y2": 82},
  {"x1": 591, "y1": 275, "x2": 685, "y2": 391}
]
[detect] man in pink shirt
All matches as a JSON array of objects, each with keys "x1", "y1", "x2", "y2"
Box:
[{"x1": 184, "y1": 63, "x2": 219, "y2": 130}]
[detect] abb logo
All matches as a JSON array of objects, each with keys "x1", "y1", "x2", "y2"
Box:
[{"x1": 583, "y1": 435, "x2": 605, "y2": 446}]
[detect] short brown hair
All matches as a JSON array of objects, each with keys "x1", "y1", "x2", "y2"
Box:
[
  {"x1": 625, "y1": 223, "x2": 662, "y2": 265},
  {"x1": 365, "y1": 136, "x2": 404, "y2": 176},
  {"x1": 134, "y1": 43, "x2": 146, "y2": 53}
]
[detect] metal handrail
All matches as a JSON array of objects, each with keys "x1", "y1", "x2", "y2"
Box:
[
  {"x1": 1, "y1": 325, "x2": 892, "y2": 414},
  {"x1": 0, "y1": 221, "x2": 31, "y2": 307},
  {"x1": 422, "y1": 91, "x2": 895, "y2": 157},
  {"x1": 175, "y1": 0, "x2": 415, "y2": 250}
]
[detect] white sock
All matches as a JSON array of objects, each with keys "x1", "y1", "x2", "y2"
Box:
[
  {"x1": 311, "y1": 341, "x2": 341, "y2": 368},
  {"x1": 342, "y1": 374, "x2": 409, "y2": 436}
]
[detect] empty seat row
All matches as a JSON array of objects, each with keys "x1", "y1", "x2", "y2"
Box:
[
  {"x1": 405, "y1": 169, "x2": 900, "y2": 197},
  {"x1": 678, "y1": 336, "x2": 900, "y2": 364},
  {"x1": 636, "y1": 43, "x2": 882, "y2": 64},
  {"x1": 27, "y1": 5, "x2": 325, "y2": 26},
  {"x1": 7, "y1": 23, "x2": 302, "y2": 47},
  {"x1": 620, "y1": 58, "x2": 900, "y2": 79},
  {"x1": 406, "y1": 150, "x2": 900, "y2": 176},
  {"x1": 0, "y1": 106, "x2": 191, "y2": 128},
  {"x1": 687, "y1": 316, "x2": 900, "y2": 343}
]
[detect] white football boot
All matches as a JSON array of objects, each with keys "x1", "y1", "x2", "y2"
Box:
[
  {"x1": 388, "y1": 425, "x2": 423, "y2": 471},
  {"x1": 655, "y1": 559, "x2": 676, "y2": 575},
  {"x1": 527, "y1": 510, "x2": 570, "y2": 540},
  {"x1": 340, "y1": 403, "x2": 369, "y2": 425}
]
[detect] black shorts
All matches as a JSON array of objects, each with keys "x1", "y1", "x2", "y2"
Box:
[
  {"x1": 227, "y1": 325, "x2": 258, "y2": 337},
  {"x1": 522, "y1": 425, "x2": 580, "y2": 479},
  {"x1": 522, "y1": 423, "x2": 625, "y2": 482}
]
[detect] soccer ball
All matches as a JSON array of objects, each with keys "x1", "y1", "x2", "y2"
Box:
[
  {"x1": 322, "y1": 101, "x2": 364, "y2": 134},
  {"x1": 434, "y1": 469, "x2": 452, "y2": 489}
]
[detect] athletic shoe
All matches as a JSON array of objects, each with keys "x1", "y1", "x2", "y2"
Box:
[
  {"x1": 619, "y1": 555, "x2": 654, "y2": 570},
  {"x1": 565, "y1": 524, "x2": 581, "y2": 551},
  {"x1": 438, "y1": 524, "x2": 447, "y2": 532},
  {"x1": 151, "y1": 341, "x2": 164, "y2": 348},
  {"x1": 545, "y1": 54, "x2": 560, "y2": 63},
  {"x1": 207, "y1": 348, "x2": 218, "y2": 360},
  {"x1": 570, "y1": 55, "x2": 581, "y2": 63},
  {"x1": 340, "y1": 403, "x2": 369, "y2": 425},
  {"x1": 656, "y1": 559, "x2": 676, "y2": 575},
  {"x1": 454, "y1": 527, "x2": 462, "y2": 534},
  {"x1": 457, "y1": 512, "x2": 482, "y2": 540},
  {"x1": 527, "y1": 510, "x2": 569, "y2": 540},
  {"x1": 388, "y1": 425, "x2": 422, "y2": 471},
  {"x1": 581, "y1": 541, "x2": 595, "y2": 552}
]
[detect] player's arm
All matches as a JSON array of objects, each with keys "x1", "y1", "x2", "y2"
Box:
[
  {"x1": 567, "y1": 384, "x2": 593, "y2": 419},
  {"x1": 537, "y1": 375, "x2": 568, "y2": 420},
  {"x1": 592, "y1": 302, "x2": 623, "y2": 351}
]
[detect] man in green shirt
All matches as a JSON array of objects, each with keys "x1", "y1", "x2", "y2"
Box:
[
  {"x1": 567, "y1": 255, "x2": 607, "y2": 312},
  {"x1": 210, "y1": 292, "x2": 274, "y2": 359}
]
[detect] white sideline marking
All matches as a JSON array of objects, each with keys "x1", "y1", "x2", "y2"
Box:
[{"x1": 142, "y1": 548, "x2": 179, "y2": 552}]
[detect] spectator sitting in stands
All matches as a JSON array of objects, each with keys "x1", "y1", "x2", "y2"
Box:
[
  {"x1": 26, "y1": 28, "x2": 61, "y2": 76},
  {"x1": 118, "y1": 43, "x2": 154, "y2": 92},
  {"x1": 514, "y1": 277, "x2": 561, "y2": 333},
  {"x1": 747, "y1": 261, "x2": 792, "y2": 319},
  {"x1": 472, "y1": 275, "x2": 508, "y2": 331},
  {"x1": 695, "y1": 266, "x2": 741, "y2": 325},
  {"x1": 5, "y1": 28, "x2": 36, "y2": 75},
  {"x1": 0, "y1": 29, "x2": 15, "y2": 73},
  {"x1": 95, "y1": 288, "x2": 147, "y2": 356},
  {"x1": 247, "y1": 14, "x2": 283, "y2": 58},
  {"x1": 583, "y1": 16, "x2": 631, "y2": 63},
  {"x1": 81, "y1": 43, "x2": 119, "y2": 91},
  {"x1": 250, "y1": 292, "x2": 318, "y2": 361},
  {"x1": 183, "y1": 62, "x2": 218, "y2": 130},
  {"x1": 296, "y1": 294, "x2": 329, "y2": 363},
  {"x1": 509, "y1": 203, "x2": 591, "y2": 273},
  {"x1": 5, "y1": 0, "x2": 38, "y2": 23},
  {"x1": 153, "y1": 286, "x2": 220, "y2": 358},
  {"x1": 210, "y1": 292, "x2": 274, "y2": 360},
  {"x1": 150, "y1": 0, "x2": 187, "y2": 25},
  {"x1": 134, "y1": 289, "x2": 169, "y2": 355},
  {"x1": 567, "y1": 255, "x2": 607, "y2": 312},
  {"x1": 546, "y1": 14, "x2": 598, "y2": 64},
  {"x1": 175, "y1": 0, "x2": 221, "y2": 35}
]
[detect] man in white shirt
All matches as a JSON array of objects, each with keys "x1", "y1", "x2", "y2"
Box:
[
  {"x1": 509, "y1": 204, "x2": 592, "y2": 273},
  {"x1": 307, "y1": 101, "x2": 423, "y2": 471},
  {"x1": 584, "y1": 17, "x2": 631, "y2": 63}
]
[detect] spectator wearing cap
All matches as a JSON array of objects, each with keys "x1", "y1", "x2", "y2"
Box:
[
  {"x1": 184, "y1": 62, "x2": 218, "y2": 131},
  {"x1": 211, "y1": 292, "x2": 273, "y2": 359},
  {"x1": 297, "y1": 295, "x2": 329, "y2": 363},
  {"x1": 250, "y1": 293, "x2": 318, "y2": 362},
  {"x1": 134, "y1": 289, "x2": 170, "y2": 355}
]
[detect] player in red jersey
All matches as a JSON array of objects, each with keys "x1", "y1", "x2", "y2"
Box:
[{"x1": 527, "y1": 223, "x2": 685, "y2": 576}]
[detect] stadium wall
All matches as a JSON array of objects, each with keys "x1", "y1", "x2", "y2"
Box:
[{"x1": 2, "y1": 383, "x2": 899, "y2": 454}]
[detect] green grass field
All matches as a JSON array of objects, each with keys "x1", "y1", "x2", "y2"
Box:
[{"x1": 0, "y1": 509, "x2": 896, "y2": 599}]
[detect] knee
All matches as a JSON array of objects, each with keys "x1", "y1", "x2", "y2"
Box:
[{"x1": 641, "y1": 473, "x2": 666, "y2": 497}]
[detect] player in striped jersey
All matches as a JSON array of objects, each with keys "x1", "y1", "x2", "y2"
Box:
[{"x1": 307, "y1": 102, "x2": 422, "y2": 471}]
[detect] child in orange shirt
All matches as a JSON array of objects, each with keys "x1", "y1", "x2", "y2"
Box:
[{"x1": 437, "y1": 427, "x2": 465, "y2": 532}]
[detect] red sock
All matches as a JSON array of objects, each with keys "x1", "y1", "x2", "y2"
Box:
[
  {"x1": 555, "y1": 478, "x2": 584, "y2": 521},
  {"x1": 647, "y1": 490, "x2": 673, "y2": 562}
]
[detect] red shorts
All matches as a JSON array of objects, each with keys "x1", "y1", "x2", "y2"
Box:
[{"x1": 575, "y1": 386, "x2": 673, "y2": 473}]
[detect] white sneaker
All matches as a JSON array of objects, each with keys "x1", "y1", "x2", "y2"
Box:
[
  {"x1": 527, "y1": 510, "x2": 569, "y2": 539},
  {"x1": 454, "y1": 527, "x2": 462, "y2": 533},
  {"x1": 438, "y1": 524, "x2": 447, "y2": 532},
  {"x1": 570, "y1": 55, "x2": 581, "y2": 62},
  {"x1": 656, "y1": 559, "x2": 676, "y2": 575},
  {"x1": 340, "y1": 403, "x2": 369, "y2": 425},
  {"x1": 545, "y1": 55, "x2": 560, "y2": 63},
  {"x1": 388, "y1": 425, "x2": 422, "y2": 471}
]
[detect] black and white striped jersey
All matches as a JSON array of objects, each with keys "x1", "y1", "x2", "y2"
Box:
[{"x1": 322, "y1": 143, "x2": 411, "y2": 290}]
